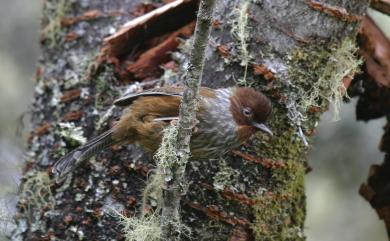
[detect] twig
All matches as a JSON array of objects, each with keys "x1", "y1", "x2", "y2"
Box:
[{"x1": 159, "y1": 0, "x2": 217, "y2": 240}]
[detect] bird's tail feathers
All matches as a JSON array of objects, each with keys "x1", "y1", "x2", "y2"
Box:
[{"x1": 52, "y1": 129, "x2": 115, "y2": 183}]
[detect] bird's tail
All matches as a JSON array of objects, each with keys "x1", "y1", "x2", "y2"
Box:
[{"x1": 52, "y1": 129, "x2": 116, "y2": 183}]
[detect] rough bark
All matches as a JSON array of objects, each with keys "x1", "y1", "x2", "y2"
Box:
[{"x1": 12, "y1": 0, "x2": 370, "y2": 241}]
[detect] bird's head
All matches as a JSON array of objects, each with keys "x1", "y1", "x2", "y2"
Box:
[{"x1": 230, "y1": 87, "x2": 273, "y2": 138}]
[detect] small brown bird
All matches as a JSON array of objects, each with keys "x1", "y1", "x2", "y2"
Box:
[{"x1": 53, "y1": 86, "x2": 272, "y2": 180}]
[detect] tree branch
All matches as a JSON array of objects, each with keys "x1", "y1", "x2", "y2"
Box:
[{"x1": 159, "y1": 0, "x2": 216, "y2": 240}]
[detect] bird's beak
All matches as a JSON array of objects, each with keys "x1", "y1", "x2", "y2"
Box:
[{"x1": 252, "y1": 122, "x2": 273, "y2": 136}]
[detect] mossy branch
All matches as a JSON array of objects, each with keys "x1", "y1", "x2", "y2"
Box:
[{"x1": 159, "y1": 0, "x2": 217, "y2": 240}]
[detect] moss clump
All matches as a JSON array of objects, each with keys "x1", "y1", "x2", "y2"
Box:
[
  {"x1": 253, "y1": 116, "x2": 307, "y2": 161},
  {"x1": 248, "y1": 38, "x2": 361, "y2": 241},
  {"x1": 251, "y1": 159, "x2": 305, "y2": 241},
  {"x1": 116, "y1": 207, "x2": 191, "y2": 241},
  {"x1": 249, "y1": 109, "x2": 307, "y2": 241},
  {"x1": 41, "y1": 0, "x2": 74, "y2": 48},
  {"x1": 288, "y1": 38, "x2": 361, "y2": 122},
  {"x1": 313, "y1": 39, "x2": 361, "y2": 120},
  {"x1": 115, "y1": 167, "x2": 164, "y2": 241}
]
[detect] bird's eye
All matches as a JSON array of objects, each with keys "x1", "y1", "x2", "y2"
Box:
[{"x1": 243, "y1": 107, "x2": 252, "y2": 117}]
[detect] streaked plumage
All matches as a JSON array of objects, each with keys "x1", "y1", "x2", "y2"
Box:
[{"x1": 52, "y1": 86, "x2": 272, "y2": 181}]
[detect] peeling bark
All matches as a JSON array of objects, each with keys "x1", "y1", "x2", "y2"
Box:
[
  {"x1": 370, "y1": 0, "x2": 390, "y2": 16},
  {"x1": 352, "y1": 16, "x2": 390, "y2": 240}
]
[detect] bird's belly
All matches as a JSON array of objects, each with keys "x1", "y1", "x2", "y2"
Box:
[
  {"x1": 189, "y1": 123, "x2": 240, "y2": 160},
  {"x1": 138, "y1": 125, "x2": 240, "y2": 160}
]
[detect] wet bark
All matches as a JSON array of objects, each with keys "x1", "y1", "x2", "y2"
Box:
[{"x1": 12, "y1": 0, "x2": 370, "y2": 241}]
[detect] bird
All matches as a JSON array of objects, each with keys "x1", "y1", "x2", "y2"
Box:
[{"x1": 52, "y1": 86, "x2": 272, "y2": 181}]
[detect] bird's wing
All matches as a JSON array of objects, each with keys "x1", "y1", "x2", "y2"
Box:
[
  {"x1": 114, "y1": 86, "x2": 216, "y2": 107},
  {"x1": 114, "y1": 86, "x2": 184, "y2": 107}
]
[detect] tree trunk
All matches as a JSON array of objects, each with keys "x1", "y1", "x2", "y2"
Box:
[{"x1": 12, "y1": 0, "x2": 370, "y2": 240}]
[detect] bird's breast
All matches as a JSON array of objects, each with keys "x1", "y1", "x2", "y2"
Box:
[{"x1": 190, "y1": 89, "x2": 241, "y2": 159}]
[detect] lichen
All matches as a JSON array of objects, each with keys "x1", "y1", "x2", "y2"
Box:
[
  {"x1": 116, "y1": 211, "x2": 162, "y2": 241},
  {"x1": 142, "y1": 168, "x2": 164, "y2": 208},
  {"x1": 153, "y1": 123, "x2": 180, "y2": 181},
  {"x1": 18, "y1": 171, "x2": 55, "y2": 226},
  {"x1": 116, "y1": 205, "x2": 191, "y2": 241},
  {"x1": 41, "y1": 0, "x2": 74, "y2": 48},
  {"x1": 116, "y1": 123, "x2": 192, "y2": 241},
  {"x1": 58, "y1": 122, "x2": 87, "y2": 146},
  {"x1": 287, "y1": 37, "x2": 362, "y2": 123},
  {"x1": 268, "y1": 37, "x2": 362, "y2": 147},
  {"x1": 64, "y1": 52, "x2": 98, "y2": 89},
  {"x1": 213, "y1": 158, "x2": 240, "y2": 191},
  {"x1": 312, "y1": 39, "x2": 361, "y2": 120},
  {"x1": 94, "y1": 65, "x2": 119, "y2": 111},
  {"x1": 230, "y1": 0, "x2": 251, "y2": 85}
]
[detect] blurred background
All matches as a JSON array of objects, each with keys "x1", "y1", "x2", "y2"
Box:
[
  {"x1": 0, "y1": 0, "x2": 40, "y2": 238},
  {"x1": 0, "y1": 1, "x2": 388, "y2": 240}
]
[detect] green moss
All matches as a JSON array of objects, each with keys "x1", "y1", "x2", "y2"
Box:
[
  {"x1": 250, "y1": 117, "x2": 306, "y2": 240},
  {"x1": 247, "y1": 37, "x2": 361, "y2": 241},
  {"x1": 41, "y1": 0, "x2": 74, "y2": 48},
  {"x1": 287, "y1": 37, "x2": 361, "y2": 122},
  {"x1": 251, "y1": 159, "x2": 305, "y2": 241}
]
